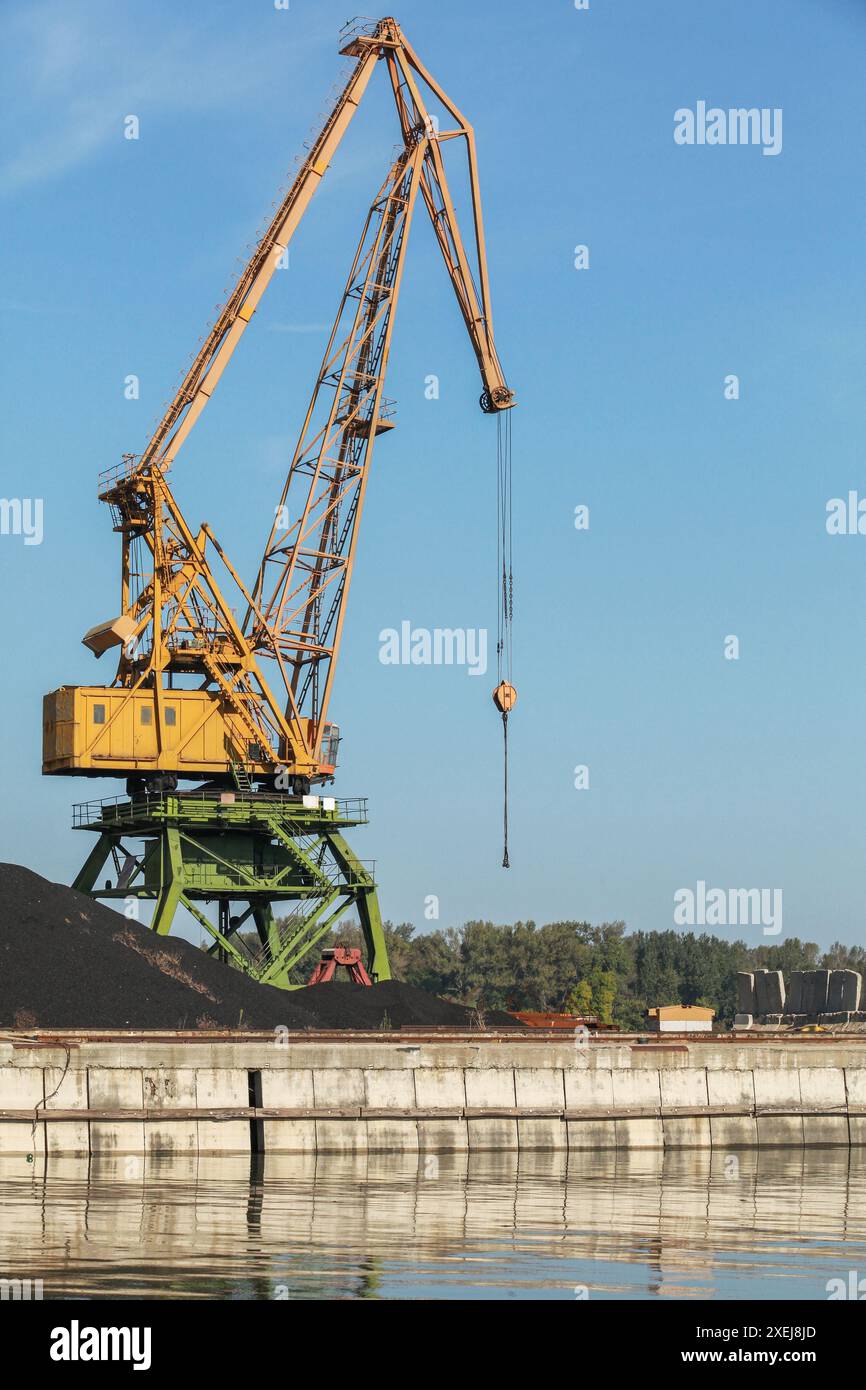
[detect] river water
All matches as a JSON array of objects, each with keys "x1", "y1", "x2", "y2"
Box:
[{"x1": 1, "y1": 1148, "x2": 864, "y2": 1300}]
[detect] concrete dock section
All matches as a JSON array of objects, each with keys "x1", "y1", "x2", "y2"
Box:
[{"x1": 3, "y1": 1030, "x2": 866, "y2": 1155}]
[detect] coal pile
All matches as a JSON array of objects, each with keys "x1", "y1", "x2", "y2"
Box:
[
  {"x1": 288, "y1": 978, "x2": 517, "y2": 1030},
  {"x1": 0, "y1": 864, "x2": 517, "y2": 1031}
]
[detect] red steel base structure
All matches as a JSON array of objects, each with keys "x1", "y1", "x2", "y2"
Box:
[{"x1": 308, "y1": 946, "x2": 373, "y2": 986}]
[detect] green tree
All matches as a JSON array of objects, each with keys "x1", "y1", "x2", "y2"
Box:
[{"x1": 565, "y1": 980, "x2": 593, "y2": 1016}]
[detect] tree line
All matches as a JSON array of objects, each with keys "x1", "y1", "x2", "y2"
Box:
[{"x1": 313, "y1": 919, "x2": 866, "y2": 1028}]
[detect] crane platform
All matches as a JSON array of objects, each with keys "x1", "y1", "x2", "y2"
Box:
[{"x1": 70, "y1": 792, "x2": 390, "y2": 989}]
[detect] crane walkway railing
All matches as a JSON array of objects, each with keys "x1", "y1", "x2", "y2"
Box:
[
  {"x1": 72, "y1": 792, "x2": 370, "y2": 830},
  {"x1": 98, "y1": 453, "x2": 143, "y2": 495}
]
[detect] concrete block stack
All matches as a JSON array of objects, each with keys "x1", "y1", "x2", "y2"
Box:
[
  {"x1": 737, "y1": 972, "x2": 755, "y2": 1014},
  {"x1": 828, "y1": 970, "x2": 861, "y2": 1013},
  {"x1": 754, "y1": 970, "x2": 785, "y2": 1023},
  {"x1": 735, "y1": 967, "x2": 865, "y2": 1027},
  {"x1": 802, "y1": 970, "x2": 830, "y2": 1015},
  {"x1": 787, "y1": 971, "x2": 804, "y2": 1013}
]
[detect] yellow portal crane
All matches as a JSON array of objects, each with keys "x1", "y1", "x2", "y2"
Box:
[{"x1": 43, "y1": 16, "x2": 514, "y2": 799}]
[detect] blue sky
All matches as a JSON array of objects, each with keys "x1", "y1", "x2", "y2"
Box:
[{"x1": 1, "y1": 0, "x2": 866, "y2": 950}]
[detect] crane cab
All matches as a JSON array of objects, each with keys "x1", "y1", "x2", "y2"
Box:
[{"x1": 43, "y1": 686, "x2": 339, "y2": 784}]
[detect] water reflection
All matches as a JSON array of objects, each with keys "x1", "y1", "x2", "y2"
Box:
[{"x1": 1, "y1": 1148, "x2": 864, "y2": 1299}]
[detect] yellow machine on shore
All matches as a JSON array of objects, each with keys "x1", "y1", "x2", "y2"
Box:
[
  {"x1": 40, "y1": 17, "x2": 516, "y2": 986},
  {"x1": 43, "y1": 15, "x2": 514, "y2": 799}
]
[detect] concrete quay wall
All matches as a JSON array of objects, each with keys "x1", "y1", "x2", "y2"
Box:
[{"x1": 2, "y1": 1032, "x2": 866, "y2": 1156}]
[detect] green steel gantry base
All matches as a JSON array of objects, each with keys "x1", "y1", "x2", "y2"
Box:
[{"x1": 71, "y1": 790, "x2": 391, "y2": 989}]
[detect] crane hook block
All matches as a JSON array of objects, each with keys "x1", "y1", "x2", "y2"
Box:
[{"x1": 492, "y1": 681, "x2": 517, "y2": 714}]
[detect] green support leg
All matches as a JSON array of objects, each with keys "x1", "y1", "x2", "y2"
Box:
[
  {"x1": 72, "y1": 833, "x2": 113, "y2": 894},
  {"x1": 357, "y1": 888, "x2": 391, "y2": 983},
  {"x1": 328, "y1": 831, "x2": 391, "y2": 982},
  {"x1": 150, "y1": 826, "x2": 184, "y2": 936}
]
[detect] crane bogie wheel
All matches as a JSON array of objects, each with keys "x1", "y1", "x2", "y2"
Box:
[{"x1": 144, "y1": 772, "x2": 178, "y2": 795}]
